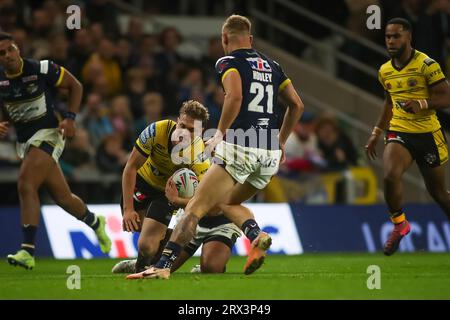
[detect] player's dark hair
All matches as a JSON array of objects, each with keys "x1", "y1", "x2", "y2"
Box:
[
  {"x1": 386, "y1": 18, "x2": 412, "y2": 33},
  {"x1": 0, "y1": 31, "x2": 13, "y2": 42},
  {"x1": 180, "y1": 100, "x2": 210, "y2": 123}
]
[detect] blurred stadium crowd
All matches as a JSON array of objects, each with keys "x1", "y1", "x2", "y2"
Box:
[{"x1": 266, "y1": 0, "x2": 450, "y2": 93}]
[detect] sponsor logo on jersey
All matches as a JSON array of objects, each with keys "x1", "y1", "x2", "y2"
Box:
[
  {"x1": 425, "y1": 153, "x2": 437, "y2": 165},
  {"x1": 26, "y1": 83, "x2": 39, "y2": 94},
  {"x1": 424, "y1": 58, "x2": 435, "y2": 66},
  {"x1": 246, "y1": 57, "x2": 272, "y2": 72},
  {"x1": 139, "y1": 122, "x2": 156, "y2": 145},
  {"x1": 215, "y1": 56, "x2": 235, "y2": 73},
  {"x1": 429, "y1": 69, "x2": 442, "y2": 78},
  {"x1": 386, "y1": 133, "x2": 405, "y2": 144},
  {"x1": 22, "y1": 75, "x2": 38, "y2": 83},
  {"x1": 407, "y1": 78, "x2": 418, "y2": 87},
  {"x1": 12, "y1": 87, "x2": 21, "y2": 97}
]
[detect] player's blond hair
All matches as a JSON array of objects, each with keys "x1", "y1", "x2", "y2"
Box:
[
  {"x1": 222, "y1": 14, "x2": 251, "y2": 36},
  {"x1": 180, "y1": 100, "x2": 210, "y2": 123}
]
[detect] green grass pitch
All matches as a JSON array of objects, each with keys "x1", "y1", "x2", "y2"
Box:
[{"x1": 1, "y1": 253, "x2": 450, "y2": 299}]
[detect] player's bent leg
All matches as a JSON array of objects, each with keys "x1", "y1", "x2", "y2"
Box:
[
  {"x1": 44, "y1": 163, "x2": 111, "y2": 254},
  {"x1": 136, "y1": 218, "x2": 167, "y2": 272},
  {"x1": 383, "y1": 142, "x2": 413, "y2": 213},
  {"x1": 44, "y1": 164, "x2": 87, "y2": 218},
  {"x1": 18, "y1": 147, "x2": 54, "y2": 225},
  {"x1": 130, "y1": 165, "x2": 238, "y2": 280},
  {"x1": 113, "y1": 226, "x2": 171, "y2": 274},
  {"x1": 382, "y1": 142, "x2": 413, "y2": 256},
  {"x1": 219, "y1": 182, "x2": 272, "y2": 274},
  {"x1": 8, "y1": 147, "x2": 55, "y2": 269},
  {"x1": 170, "y1": 250, "x2": 192, "y2": 273},
  {"x1": 126, "y1": 241, "x2": 193, "y2": 279},
  {"x1": 220, "y1": 181, "x2": 258, "y2": 227},
  {"x1": 420, "y1": 164, "x2": 450, "y2": 219},
  {"x1": 186, "y1": 163, "x2": 238, "y2": 219},
  {"x1": 200, "y1": 240, "x2": 231, "y2": 273}
]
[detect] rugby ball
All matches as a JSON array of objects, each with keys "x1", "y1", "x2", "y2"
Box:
[{"x1": 171, "y1": 168, "x2": 199, "y2": 198}]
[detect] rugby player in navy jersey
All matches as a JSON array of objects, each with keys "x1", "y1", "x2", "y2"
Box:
[
  {"x1": 127, "y1": 14, "x2": 304, "y2": 279},
  {"x1": 0, "y1": 32, "x2": 111, "y2": 269}
]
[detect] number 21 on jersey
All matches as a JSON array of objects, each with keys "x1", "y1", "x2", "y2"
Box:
[{"x1": 248, "y1": 82, "x2": 273, "y2": 114}]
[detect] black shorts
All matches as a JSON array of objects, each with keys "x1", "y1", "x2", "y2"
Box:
[
  {"x1": 385, "y1": 129, "x2": 449, "y2": 168},
  {"x1": 120, "y1": 174, "x2": 176, "y2": 226}
]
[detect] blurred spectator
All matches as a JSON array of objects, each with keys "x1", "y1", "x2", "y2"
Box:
[
  {"x1": 42, "y1": 0, "x2": 66, "y2": 33},
  {"x1": 284, "y1": 112, "x2": 325, "y2": 172},
  {"x1": 67, "y1": 29, "x2": 94, "y2": 79},
  {"x1": 82, "y1": 37, "x2": 123, "y2": 97},
  {"x1": 0, "y1": 0, "x2": 21, "y2": 32},
  {"x1": 338, "y1": 0, "x2": 383, "y2": 93},
  {"x1": 10, "y1": 28, "x2": 33, "y2": 57},
  {"x1": 394, "y1": 0, "x2": 450, "y2": 69},
  {"x1": 153, "y1": 26, "x2": 190, "y2": 116},
  {"x1": 125, "y1": 68, "x2": 148, "y2": 119},
  {"x1": 79, "y1": 93, "x2": 114, "y2": 148},
  {"x1": 109, "y1": 95, "x2": 135, "y2": 148},
  {"x1": 60, "y1": 128, "x2": 93, "y2": 171},
  {"x1": 204, "y1": 85, "x2": 224, "y2": 128},
  {"x1": 315, "y1": 115, "x2": 358, "y2": 171},
  {"x1": 178, "y1": 67, "x2": 205, "y2": 104},
  {"x1": 135, "y1": 34, "x2": 158, "y2": 79},
  {"x1": 116, "y1": 37, "x2": 136, "y2": 75},
  {"x1": 201, "y1": 36, "x2": 224, "y2": 82},
  {"x1": 126, "y1": 17, "x2": 145, "y2": 47},
  {"x1": 45, "y1": 34, "x2": 69, "y2": 66},
  {"x1": 154, "y1": 26, "x2": 184, "y2": 77},
  {"x1": 345, "y1": 0, "x2": 379, "y2": 39},
  {"x1": 85, "y1": 0, "x2": 120, "y2": 37},
  {"x1": 96, "y1": 133, "x2": 129, "y2": 173},
  {"x1": 135, "y1": 92, "x2": 164, "y2": 135},
  {"x1": 90, "y1": 74, "x2": 112, "y2": 98},
  {"x1": 89, "y1": 22, "x2": 105, "y2": 45},
  {"x1": 29, "y1": 8, "x2": 53, "y2": 59}
]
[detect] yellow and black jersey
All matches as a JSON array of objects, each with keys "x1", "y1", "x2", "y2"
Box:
[
  {"x1": 378, "y1": 49, "x2": 446, "y2": 133},
  {"x1": 134, "y1": 119, "x2": 210, "y2": 191}
]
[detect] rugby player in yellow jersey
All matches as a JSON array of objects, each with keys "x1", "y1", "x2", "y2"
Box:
[
  {"x1": 365, "y1": 18, "x2": 450, "y2": 255},
  {"x1": 120, "y1": 100, "x2": 241, "y2": 273}
]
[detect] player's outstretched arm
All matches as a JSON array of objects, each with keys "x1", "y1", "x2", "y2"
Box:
[
  {"x1": 278, "y1": 82, "x2": 304, "y2": 161},
  {"x1": 365, "y1": 92, "x2": 393, "y2": 160},
  {"x1": 402, "y1": 81, "x2": 450, "y2": 113},
  {"x1": 428, "y1": 80, "x2": 450, "y2": 110},
  {"x1": 57, "y1": 68, "x2": 83, "y2": 138},
  {"x1": 217, "y1": 69, "x2": 242, "y2": 137},
  {"x1": 122, "y1": 147, "x2": 146, "y2": 232}
]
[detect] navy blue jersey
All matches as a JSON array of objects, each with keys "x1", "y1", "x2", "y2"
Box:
[
  {"x1": 215, "y1": 48, "x2": 291, "y2": 149},
  {"x1": 0, "y1": 58, "x2": 65, "y2": 142}
]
